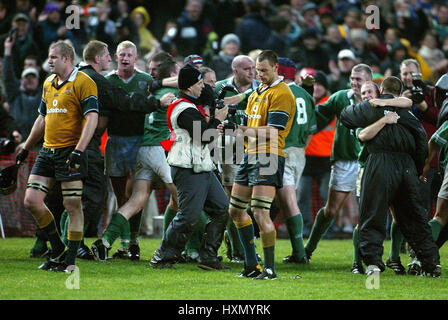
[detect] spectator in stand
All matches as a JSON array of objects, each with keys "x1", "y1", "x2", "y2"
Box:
[
  {"x1": 2, "y1": 36, "x2": 39, "y2": 145},
  {"x1": 174, "y1": 0, "x2": 214, "y2": 57},
  {"x1": 418, "y1": 31, "x2": 448, "y2": 81},
  {"x1": 130, "y1": 6, "x2": 160, "y2": 56},
  {"x1": 276, "y1": 4, "x2": 302, "y2": 46},
  {"x1": 235, "y1": 0, "x2": 271, "y2": 54},
  {"x1": 35, "y1": 3, "x2": 77, "y2": 60},
  {"x1": 381, "y1": 40, "x2": 409, "y2": 78},
  {"x1": 203, "y1": 0, "x2": 245, "y2": 39},
  {"x1": 290, "y1": 28, "x2": 330, "y2": 74},
  {"x1": 208, "y1": 33, "x2": 240, "y2": 81},
  {"x1": 0, "y1": 13, "x2": 39, "y2": 79},
  {"x1": 393, "y1": 0, "x2": 429, "y2": 47},
  {"x1": 0, "y1": 1, "x2": 13, "y2": 35},
  {"x1": 318, "y1": 7, "x2": 335, "y2": 34},
  {"x1": 349, "y1": 29, "x2": 380, "y2": 67},
  {"x1": 265, "y1": 15, "x2": 290, "y2": 58},
  {"x1": 328, "y1": 49, "x2": 357, "y2": 93},
  {"x1": 298, "y1": 70, "x2": 334, "y2": 237},
  {"x1": 90, "y1": 2, "x2": 117, "y2": 54},
  {"x1": 321, "y1": 24, "x2": 350, "y2": 63},
  {"x1": 433, "y1": 4, "x2": 448, "y2": 43},
  {"x1": 114, "y1": 0, "x2": 139, "y2": 50},
  {"x1": 300, "y1": 2, "x2": 321, "y2": 31},
  {"x1": 337, "y1": 6, "x2": 361, "y2": 44}
]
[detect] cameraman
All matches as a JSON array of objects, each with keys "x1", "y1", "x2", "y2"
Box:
[{"x1": 400, "y1": 58, "x2": 441, "y2": 217}]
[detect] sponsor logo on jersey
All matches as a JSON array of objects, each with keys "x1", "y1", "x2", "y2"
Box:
[
  {"x1": 247, "y1": 114, "x2": 262, "y2": 119},
  {"x1": 47, "y1": 108, "x2": 68, "y2": 114}
]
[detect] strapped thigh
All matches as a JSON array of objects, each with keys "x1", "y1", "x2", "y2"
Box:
[
  {"x1": 61, "y1": 183, "x2": 83, "y2": 198},
  {"x1": 27, "y1": 179, "x2": 50, "y2": 194},
  {"x1": 251, "y1": 196, "x2": 274, "y2": 213},
  {"x1": 229, "y1": 193, "x2": 250, "y2": 213}
]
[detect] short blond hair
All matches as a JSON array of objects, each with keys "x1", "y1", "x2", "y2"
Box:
[
  {"x1": 116, "y1": 40, "x2": 137, "y2": 54},
  {"x1": 50, "y1": 40, "x2": 75, "y2": 62},
  {"x1": 83, "y1": 40, "x2": 108, "y2": 62}
]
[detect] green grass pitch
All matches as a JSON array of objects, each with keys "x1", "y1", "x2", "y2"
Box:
[{"x1": 1, "y1": 237, "x2": 447, "y2": 300}]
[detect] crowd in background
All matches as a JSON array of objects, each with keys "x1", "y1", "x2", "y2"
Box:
[{"x1": 1, "y1": 0, "x2": 448, "y2": 238}]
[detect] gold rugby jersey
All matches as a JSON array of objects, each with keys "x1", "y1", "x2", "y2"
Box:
[
  {"x1": 39, "y1": 68, "x2": 99, "y2": 148},
  {"x1": 244, "y1": 78, "x2": 295, "y2": 157}
]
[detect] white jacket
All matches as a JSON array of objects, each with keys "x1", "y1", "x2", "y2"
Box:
[{"x1": 166, "y1": 101, "x2": 216, "y2": 173}]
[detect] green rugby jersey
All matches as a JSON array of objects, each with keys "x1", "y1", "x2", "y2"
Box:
[
  {"x1": 356, "y1": 128, "x2": 368, "y2": 168},
  {"x1": 105, "y1": 69, "x2": 152, "y2": 136},
  {"x1": 141, "y1": 87, "x2": 179, "y2": 146},
  {"x1": 431, "y1": 120, "x2": 448, "y2": 173},
  {"x1": 316, "y1": 89, "x2": 361, "y2": 162},
  {"x1": 215, "y1": 77, "x2": 259, "y2": 125},
  {"x1": 284, "y1": 83, "x2": 317, "y2": 149}
]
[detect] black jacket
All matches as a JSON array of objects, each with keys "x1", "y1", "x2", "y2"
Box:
[
  {"x1": 340, "y1": 94, "x2": 428, "y2": 175},
  {"x1": 77, "y1": 63, "x2": 160, "y2": 150}
]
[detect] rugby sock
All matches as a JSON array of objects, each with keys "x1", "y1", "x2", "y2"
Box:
[
  {"x1": 60, "y1": 210, "x2": 69, "y2": 246},
  {"x1": 352, "y1": 225, "x2": 360, "y2": 263},
  {"x1": 305, "y1": 208, "x2": 334, "y2": 254},
  {"x1": 235, "y1": 218, "x2": 258, "y2": 267},
  {"x1": 102, "y1": 212, "x2": 128, "y2": 248},
  {"x1": 40, "y1": 214, "x2": 65, "y2": 256},
  {"x1": 32, "y1": 228, "x2": 48, "y2": 252},
  {"x1": 389, "y1": 221, "x2": 404, "y2": 261},
  {"x1": 120, "y1": 220, "x2": 131, "y2": 249},
  {"x1": 129, "y1": 211, "x2": 142, "y2": 244},
  {"x1": 226, "y1": 217, "x2": 244, "y2": 257},
  {"x1": 185, "y1": 211, "x2": 208, "y2": 253},
  {"x1": 163, "y1": 207, "x2": 177, "y2": 236},
  {"x1": 260, "y1": 230, "x2": 276, "y2": 271},
  {"x1": 285, "y1": 214, "x2": 305, "y2": 259},
  {"x1": 429, "y1": 219, "x2": 443, "y2": 241},
  {"x1": 65, "y1": 231, "x2": 83, "y2": 265}
]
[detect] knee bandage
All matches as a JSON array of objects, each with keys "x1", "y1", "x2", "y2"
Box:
[
  {"x1": 27, "y1": 180, "x2": 50, "y2": 194},
  {"x1": 250, "y1": 196, "x2": 274, "y2": 213},
  {"x1": 61, "y1": 185, "x2": 83, "y2": 198},
  {"x1": 229, "y1": 194, "x2": 250, "y2": 213}
]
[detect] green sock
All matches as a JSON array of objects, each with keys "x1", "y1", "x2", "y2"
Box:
[
  {"x1": 65, "y1": 240, "x2": 81, "y2": 265},
  {"x1": 352, "y1": 225, "x2": 361, "y2": 263},
  {"x1": 305, "y1": 207, "x2": 335, "y2": 254},
  {"x1": 120, "y1": 220, "x2": 131, "y2": 249},
  {"x1": 186, "y1": 211, "x2": 208, "y2": 252},
  {"x1": 42, "y1": 220, "x2": 65, "y2": 255},
  {"x1": 389, "y1": 221, "x2": 404, "y2": 261},
  {"x1": 237, "y1": 222, "x2": 258, "y2": 268},
  {"x1": 163, "y1": 207, "x2": 177, "y2": 237},
  {"x1": 429, "y1": 219, "x2": 443, "y2": 241},
  {"x1": 129, "y1": 211, "x2": 142, "y2": 244},
  {"x1": 285, "y1": 214, "x2": 305, "y2": 259},
  {"x1": 226, "y1": 217, "x2": 244, "y2": 256},
  {"x1": 33, "y1": 228, "x2": 48, "y2": 252},
  {"x1": 103, "y1": 213, "x2": 128, "y2": 248},
  {"x1": 60, "y1": 210, "x2": 69, "y2": 246},
  {"x1": 260, "y1": 230, "x2": 276, "y2": 271}
]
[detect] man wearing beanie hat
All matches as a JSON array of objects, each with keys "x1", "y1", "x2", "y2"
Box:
[
  {"x1": 150, "y1": 64, "x2": 230, "y2": 270},
  {"x1": 275, "y1": 57, "x2": 316, "y2": 265}
]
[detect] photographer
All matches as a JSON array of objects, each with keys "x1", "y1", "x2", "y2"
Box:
[
  {"x1": 150, "y1": 64, "x2": 230, "y2": 270},
  {"x1": 400, "y1": 58, "x2": 440, "y2": 217}
]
